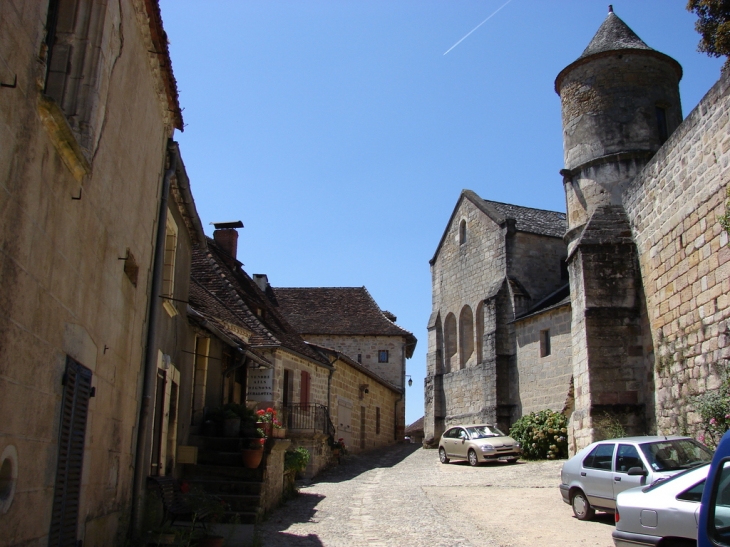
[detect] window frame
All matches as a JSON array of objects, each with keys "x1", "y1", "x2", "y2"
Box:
[{"x1": 378, "y1": 350, "x2": 389, "y2": 363}]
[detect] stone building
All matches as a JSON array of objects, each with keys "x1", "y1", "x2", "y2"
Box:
[
  {"x1": 272, "y1": 286, "x2": 418, "y2": 440},
  {"x1": 424, "y1": 192, "x2": 569, "y2": 441},
  {"x1": 0, "y1": 1, "x2": 182, "y2": 545},
  {"x1": 559, "y1": 8, "x2": 730, "y2": 451},
  {"x1": 425, "y1": 7, "x2": 730, "y2": 453}
]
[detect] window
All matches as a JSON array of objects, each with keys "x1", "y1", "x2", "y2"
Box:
[
  {"x1": 300, "y1": 371, "x2": 310, "y2": 406},
  {"x1": 357, "y1": 354, "x2": 362, "y2": 364},
  {"x1": 161, "y1": 215, "x2": 178, "y2": 316},
  {"x1": 378, "y1": 350, "x2": 389, "y2": 363},
  {"x1": 615, "y1": 444, "x2": 644, "y2": 473},
  {"x1": 676, "y1": 479, "x2": 706, "y2": 503},
  {"x1": 376, "y1": 407, "x2": 381, "y2": 435},
  {"x1": 459, "y1": 219, "x2": 467, "y2": 245},
  {"x1": 540, "y1": 329, "x2": 551, "y2": 357},
  {"x1": 43, "y1": 0, "x2": 114, "y2": 160},
  {"x1": 583, "y1": 443, "x2": 615, "y2": 470},
  {"x1": 48, "y1": 356, "x2": 92, "y2": 544},
  {"x1": 191, "y1": 337, "x2": 210, "y2": 425}
]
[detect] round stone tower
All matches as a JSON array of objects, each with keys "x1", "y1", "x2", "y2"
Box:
[{"x1": 555, "y1": 6, "x2": 683, "y2": 236}]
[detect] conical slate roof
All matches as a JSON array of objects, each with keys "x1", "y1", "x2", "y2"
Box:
[{"x1": 578, "y1": 8, "x2": 652, "y2": 59}]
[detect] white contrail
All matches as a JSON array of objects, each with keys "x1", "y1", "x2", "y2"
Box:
[{"x1": 443, "y1": 0, "x2": 515, "y2": 56}]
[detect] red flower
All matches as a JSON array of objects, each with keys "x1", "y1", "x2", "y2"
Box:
[
  {"x1": 256, "y1": 409, "x2": 266, "y2": 416},
  {"x1": 266, "y1": 407, "x2": 275, "y2": 414}
]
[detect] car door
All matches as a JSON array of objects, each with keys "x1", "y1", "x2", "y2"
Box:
[
  {"x1": 443, "y1": 428, "x2": 458, "y2": 457},
  {"x1": 453, "y1": 428, "x2": 469, "y2": 458},
  {"x1": 581, "y1": 443, "x2": 616, "y2": 510},
  {"x1": 613, "y1": 443, "x2": 648, "y2": 498}
]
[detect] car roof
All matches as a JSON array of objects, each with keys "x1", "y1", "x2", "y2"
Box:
[
  {"x1": 591, "y1": 435, "x2": 691, "y2": 443},
  {"x1": 447, "y1": 424, "x2": 498, "y2": 429}
]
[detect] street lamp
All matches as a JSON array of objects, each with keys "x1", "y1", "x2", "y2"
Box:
[{"x1": 405, "y1": 375, "x2": 413, "y2": 387}]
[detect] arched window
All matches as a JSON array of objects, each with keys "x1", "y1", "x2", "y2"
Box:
[
  {"x1": 459, "y1": 219, "x2": 467, "y2": 245},
  {"x1": 444, "y1": 313, "x2": 457, "y2": 373},
  {"x1": 475, "y1": 302, "x2": 484, "y2": 364},
  {"x1": 459, "y1": 306, "x2": 474, "y2": 368}
]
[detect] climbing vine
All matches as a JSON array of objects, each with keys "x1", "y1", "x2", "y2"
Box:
[{"x1": 719, "y1": 186, "x2": 730, "y2": 246}]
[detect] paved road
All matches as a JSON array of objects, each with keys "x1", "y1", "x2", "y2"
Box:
[{"x1": 256, "y1": 444, "x2": 615, "y2": 547}]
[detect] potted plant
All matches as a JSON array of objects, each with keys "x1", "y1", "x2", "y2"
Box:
[
  {"x1": 330, "y1": 438, "x2": 346, "y2": 456},
  {"x1": 255, "y1": 407, "x2": 278, "y2": 437},
  {"x1": 241, "y1": 435, "x2": 266, "y2": 468},
  {"x1": 284, "y1": 447, "x2": 310, "y2": 478},
  {"x1": 177, "y1": 486, "x2": 227, "y2": 547}
]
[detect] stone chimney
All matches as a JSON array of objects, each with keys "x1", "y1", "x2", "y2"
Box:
[
  {"x1": 252, "y1": 274, "x2": 269, "y2": 293},
  {"x1": 212, "y1": 221, "x2": 243, "y2": 267}
]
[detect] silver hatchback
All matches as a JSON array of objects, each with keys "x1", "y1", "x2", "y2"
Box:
[{"x1": 559, "y1": 436, "x2": 712, "y2": 520}]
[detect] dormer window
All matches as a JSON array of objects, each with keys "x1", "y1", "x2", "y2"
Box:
[{"x1": 459, "y1": 220, "x2": 467, "y2": 245}]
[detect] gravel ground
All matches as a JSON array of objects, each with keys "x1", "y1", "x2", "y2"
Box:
[{"x1": 256, "y1": 444, "x2": 615, "y2": 547}]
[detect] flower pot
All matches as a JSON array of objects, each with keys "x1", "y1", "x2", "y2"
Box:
[
  {"x1": 272, "y1": 428, "x2": 286, "y2": 439},
  {"x1": 332, "y1": 448, "x2": 341, "y2": 456},
  {"x1": 223, "y1": 417, "x2": 241, "y2": 437},
  {"x1": 194, "y1": 536, "x2": 225, "y2": 547},
  {"x1": 242, "y1": 448, "x2": 264, "y2": 468}
]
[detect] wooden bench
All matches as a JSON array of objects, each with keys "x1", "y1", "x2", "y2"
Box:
[{"x1": 147, "y1": 476, "x2": 211, "y2": 531}]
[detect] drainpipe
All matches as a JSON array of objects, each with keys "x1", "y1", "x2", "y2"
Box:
[{"x1": 131, "y1": 139, "x2": 177, "y2": 532}]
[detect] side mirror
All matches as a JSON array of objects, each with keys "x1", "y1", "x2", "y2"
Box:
[{"x1": 627, "y1": 467, "x2": 648, "y2": 476}]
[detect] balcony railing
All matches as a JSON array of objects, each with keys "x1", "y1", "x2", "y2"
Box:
[{"x1": 282, "y1": 404, "x2": 335, "y2": 437}]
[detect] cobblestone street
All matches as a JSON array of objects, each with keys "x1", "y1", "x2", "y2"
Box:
[{"x1": 257, "y1": 444, "x2": 614, "y2": 547}]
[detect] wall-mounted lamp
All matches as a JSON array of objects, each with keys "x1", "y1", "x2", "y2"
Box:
[
  {"x1": 359, "y1": 383, "x2": 369, "y2": 400},
  {"x1": 405, "y1": 375, "x2": 413, "y2": 387}
]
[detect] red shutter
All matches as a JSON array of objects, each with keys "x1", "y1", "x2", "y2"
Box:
[{"x1": 300, "y1": 371, "x2": 310, "y2": 406}]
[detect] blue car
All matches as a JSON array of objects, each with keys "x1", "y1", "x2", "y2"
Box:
[{"x1": 698, "y1": 431, "x2": 730, "y2": 546}]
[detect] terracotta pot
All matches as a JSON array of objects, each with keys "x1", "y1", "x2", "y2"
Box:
[
  {"x1": 194, "y1": 536, "x2": 224, "y2": 547},
  {"x1": 242, "y1": 448, "x2": 264, "y2": 468},
  {"x1": 332, "y1": 448, "x2": 341, "y2": 456}
]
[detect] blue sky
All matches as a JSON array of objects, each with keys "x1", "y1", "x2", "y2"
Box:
[{"x1": 159, "y1": 1, "x2": 725, "y2": 426}]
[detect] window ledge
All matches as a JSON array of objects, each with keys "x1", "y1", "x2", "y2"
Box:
[
  {"x1": 162, "y1": 300, "x2": 178, "y2": 318},
  {"x1": 37, "y1": 94, "x2": 90, "y2": 182}
]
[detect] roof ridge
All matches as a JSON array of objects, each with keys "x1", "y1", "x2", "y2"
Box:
[{"x1": 481, "y1": 198, "x2": 566, "y2": 216}]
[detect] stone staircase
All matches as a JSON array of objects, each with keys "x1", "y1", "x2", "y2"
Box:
[{"x1": 183, "y1": 435, "x2": 264, "y2": 524}]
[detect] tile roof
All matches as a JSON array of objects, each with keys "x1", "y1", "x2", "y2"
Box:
[
  {"x1": 191, "y1": 239, "x2": 330, "y2": 366},
  {"x1": 480, "y1": 200, "x2": 567, "y2": 239},
  {"x1": 272, "y1": 287, "x2": 417, "y2": 358},
  {"x1": 405, "y1": 417, "x2": 424, "y2": 434}
]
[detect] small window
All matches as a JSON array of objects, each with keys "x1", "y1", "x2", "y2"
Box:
[
  {"x1": 357, "y1": 354, "x2": 362, "y2": 364},
  {"x1": 560, "y1": 259, "x2": 569, "y2": 281},
  {"x1": 378, "y1": 350, "x2": 389, "y2": 363},
  {"x1": 376, "y1": 407, "x2": 381, "y2": 435},
  {"x1": 540, "y1": 329, "x2": 551, "y2": 357},
  {"x1": 459, "y1": 219, "x2": 467, "y2": 245},
  {"x1": 583, "y1": 444, "x2": 615, "y2": 470}
]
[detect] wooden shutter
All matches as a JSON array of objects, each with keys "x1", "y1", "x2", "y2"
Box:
[
  {"x1": 300, "y1": 371, "x2": 310, "y2": 406},
  {"x1": 49, "y1": 356, "x2": 92, "y2": 547}
]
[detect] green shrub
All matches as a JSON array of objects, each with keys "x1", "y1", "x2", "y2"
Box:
[
  {"x1": 690, "y1": 364, "x2": 730, "y2": 448},
  {"x1": 509, "y1": 409, "x2": 569, "y2": 460},
  {"x1": 284, "y1": 447, "x2": 310, "y2": 475}
]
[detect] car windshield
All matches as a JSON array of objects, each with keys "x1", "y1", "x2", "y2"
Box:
[
  {"x1": 640, "y1": 439, "x2": 713, "y2": 472},
  {"x1": 467, "y1": 425, "x2": 505, "y2": 439}
]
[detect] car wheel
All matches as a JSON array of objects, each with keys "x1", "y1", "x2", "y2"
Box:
[
  {"x1": 468, "y1": 449, "x2": 479, "y2": 467},
  {"x1": 439, "y1": 447, "x2": 450, "y2": 464},
  {"x1": 571, "y1": 490, "x2": 595, "y2": 521}
]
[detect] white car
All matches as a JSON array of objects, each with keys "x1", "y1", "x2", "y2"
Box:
[
  {"x1": 560, "y1": 436, "x2": 712, "y2": 520},
  {"x1": 613, "y1": 463, "x2": 710, "y2": 547}
]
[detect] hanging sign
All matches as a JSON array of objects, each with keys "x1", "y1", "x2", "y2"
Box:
[{"x1": 247, "y1": 368, "x2": 273, "y2": 401}]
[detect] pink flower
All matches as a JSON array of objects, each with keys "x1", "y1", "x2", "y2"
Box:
[
  {"x1": 711, "y1": 418, "x2": 717, "y2": 425},
  {"x1": 699, "y1": 433, "x2": 706, "y2": 442}
]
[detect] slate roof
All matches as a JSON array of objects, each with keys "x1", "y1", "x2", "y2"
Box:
[
  {"x1": 405, "y1": 417, "x2": 424, "y2": 434},
  {"x1": 272, "y1": 287, "x2": 417, "y2": 358},
  {"x1": 578, "y1": 10, "x2": 652, "y2": 59},
  {"x1": 190, "y1": 238, "x2": 330, "y2": 367},
  {"x1": 514, "y1": 283, "x2": 571, "y2": 323},
  {"x1": 430, "y1": 190, "x2": 566, "y2": 265}
]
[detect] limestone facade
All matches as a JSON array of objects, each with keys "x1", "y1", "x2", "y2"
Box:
[
  {"x1": 0, "y1": 1, "x2": 182, "y2": 545},
  {"x1": 424, "y1": 192, "x2": 571, "y2": 442}
]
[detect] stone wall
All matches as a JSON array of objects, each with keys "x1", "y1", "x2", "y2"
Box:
[
  {"x1": 507, "y1": 232, "x2": 568, "y2": 304},
  {"x1": 305, "y1": 334, "x2": 406, "y2": 388},
  {"x1": 0, "y1": 1, "x2": 176, "y2": 545},
  {"x1": 329, "y1": 358, "x2": 402, "y2": 453},
  {"x1": 514, "y1": 305, "x2": 573, "y2": 416},
  {"x1": 623, "y1": 70, "x2": 730, "y2": 436}
]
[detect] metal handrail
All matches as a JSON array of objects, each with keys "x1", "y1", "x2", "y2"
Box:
[{"x1": 283, "y1": 403, "x2": 335, "y2": 437}]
